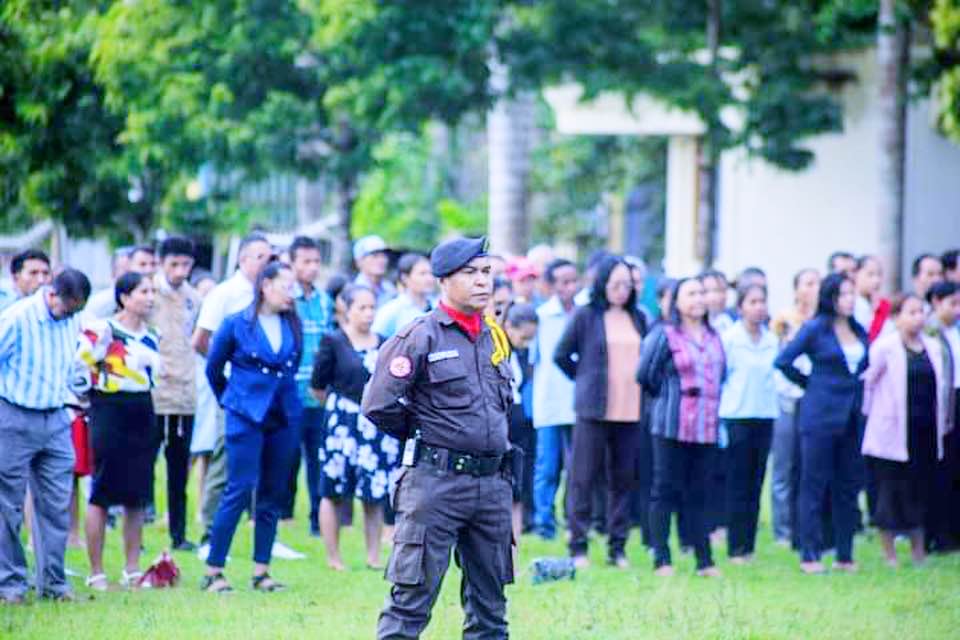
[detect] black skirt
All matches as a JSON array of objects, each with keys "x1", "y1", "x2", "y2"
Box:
[
  {"x1": 868, "y1": 348, "x2": 938, "y2": 532},
  {"x1": 89, "y1": 392, "x2": 161, "y2": 509}
]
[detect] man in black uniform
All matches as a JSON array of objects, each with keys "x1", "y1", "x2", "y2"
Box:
[{"x1": 362, "y1": 236, "x2": 515, "y2": 639}]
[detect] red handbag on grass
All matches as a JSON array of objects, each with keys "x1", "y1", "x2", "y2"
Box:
[{"x1": 139, "y1": 552, "x2": 181, "y2": 589}]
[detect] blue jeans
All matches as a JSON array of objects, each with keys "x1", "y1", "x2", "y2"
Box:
[
  {"x1": 532, "y1": 424, "x2": 572, "y2": 537},
  {"x1": 207, "y1": 407, "x2": 299, "y2": 568}
]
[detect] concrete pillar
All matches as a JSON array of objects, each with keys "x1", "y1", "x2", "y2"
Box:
[{"x1": 663, "y1": 135, "x2": 701, "y2": 276}]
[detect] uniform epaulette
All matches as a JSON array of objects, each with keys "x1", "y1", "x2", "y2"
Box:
[{"x1": 396, "y1": 315, "x2": 428, "y2": 339}]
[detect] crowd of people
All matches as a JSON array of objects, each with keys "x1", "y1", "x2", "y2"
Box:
[{"x1": 0, "y1": 231, "x2": 959, "y2": 603}]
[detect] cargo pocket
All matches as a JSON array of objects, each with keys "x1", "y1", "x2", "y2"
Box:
[
  {"x1": 496, "y1": 534, "x2": 515, "y2": 586},
  {"x1": 386, "y1": 520, "x2": 427, "y2": 586}
]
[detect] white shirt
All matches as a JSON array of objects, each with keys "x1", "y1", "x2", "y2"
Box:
[
  {"x1": 842, "y1": 340, "x2": 866, "y2": 375},
  {"x1": 943, "y1": 324, "x2": 960, "y2": 389},
  {"x1": 531, "y1": 296, "x2": 578, "y2": 428},
  {"x1": 196, "y1": 271, "x2": 255, "y2": 334},
  {"x1": 258, "y1": 313, "x2": 282, "y2": 353},
  {"x1": 82, "y1": 286, "x2": 118, "y2": 324}
]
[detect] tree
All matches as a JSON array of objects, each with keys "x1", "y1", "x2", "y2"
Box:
[
  {"x1": 91, "y1": 0, "x2": 325, "y2": 240},
  {"x1": 304, "y1": 0, "x2": 504, "y2": 267},
  {"x1": 502, "y1": 1, "x2": 878, "y2": 266},
  {"x1": 0, "y1": 1, "x2": 131, "y2": 240},
  {"x1": 877, "y1": 0, "x2": 911, "y2": 290},
  {"x1": 931, "y1": 0, "x2": 960, "y2": 142}
]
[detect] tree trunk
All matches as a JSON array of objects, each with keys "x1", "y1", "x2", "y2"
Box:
[
  {"x1": 487, "y1": 51, "x2": 534, "y2": 256},
  {"x1": 331, "y1": 174, "x2": 356, "y2": 274},
  {"x1": 877, "y1": 0, "x2": 909, "y2": 291},
  {"x1": 696, "y1": 0, "x2": 722, "y2": 268}
]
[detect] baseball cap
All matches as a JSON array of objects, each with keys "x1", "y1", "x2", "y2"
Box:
[{"x1": 353, "y1": 235, "x2": 388, "y2": 262}]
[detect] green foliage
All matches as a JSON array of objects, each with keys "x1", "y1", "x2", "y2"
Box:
[
  {"x1": 503, "y1": 1, "x2": 879, "y2": 171},
  {"x1": 351, "y1": 129, "x2": 485, "y2": 250},
  {"x1": 530, "y1": 129, "x2": 666, "y2": 258},
  {"x1": 932, "y1": 0, "x2": 960, "y2": 142},
  {"x1": 0, "y1": 1, "x2": 130, "y2": 238},
  {"x1": 91, "y1": 0, "x2": 324, "y2": 237}
]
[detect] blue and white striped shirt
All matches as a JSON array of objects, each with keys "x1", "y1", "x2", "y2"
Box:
[{"x1": 0, "y1": 289, "x2": 82, "y2": 410}]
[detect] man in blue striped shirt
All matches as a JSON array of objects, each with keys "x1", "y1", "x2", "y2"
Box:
[{"x1": 0, "y1": 268, "x2": 90, "y2": 604}]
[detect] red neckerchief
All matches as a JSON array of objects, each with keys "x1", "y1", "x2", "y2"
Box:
[{"x1": 440, "y1": 302, "x2": 482, "y2": 342}]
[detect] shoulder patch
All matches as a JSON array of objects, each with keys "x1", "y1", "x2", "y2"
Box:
[{"x1": 389, "y1": 356, "x2": 413, "y2": 378}]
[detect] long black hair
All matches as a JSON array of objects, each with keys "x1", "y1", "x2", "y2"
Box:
[
  {"x1": 589, "y1": 255, "x2": 637, "y2": 311},
  {"x1": 816, "y1": 272, "x2": 851, "y2": 317},
  {"x1": 248, "y1": 261, "x2": 302, "y2": 355},
  {"x1": 667, "y1": 276, "x2": 712, "y2": 331}
]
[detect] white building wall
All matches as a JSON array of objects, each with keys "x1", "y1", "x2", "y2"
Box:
[{"x1": 716, "y1": 51, "x2": 960, "y2": 312}]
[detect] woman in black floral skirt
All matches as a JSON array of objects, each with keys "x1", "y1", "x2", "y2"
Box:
[{"x1": 312, "y1": 284, "x2": 398, "y2": 570}]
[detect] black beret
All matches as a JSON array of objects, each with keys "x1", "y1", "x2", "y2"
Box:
[{"x1": 430, "y1": 237, "x2": 488, "y2": 278}]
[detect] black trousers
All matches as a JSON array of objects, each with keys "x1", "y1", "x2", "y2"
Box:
[
  {"x1": 158, "y1": 414, "x2": 194, "y2": 545},
  {"x1": 649, "y1": 435, "x2": 715, "y2": 570},
  {"x1": 629, "y1": 419, "x2": 654, "y2": 546},
  {"x1": 797, "y1": 418, "x2": 861, "y2": 563},
  {"x1": 927, "y1": 390, "x2": 960, "y2": 551},
  {"x1": 568, "y1": 418, "x2": 641, "y2": 559},
  {"x1": 378, "y1": 465, "x2": 513, "y2": 640},
  {"x1": 724, "y1": 419, "x2": 773, "y2": 557}
]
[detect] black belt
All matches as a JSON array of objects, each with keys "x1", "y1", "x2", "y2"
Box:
[{"x1": 416, "y1": 443, "x2": 505, "y2": 477}]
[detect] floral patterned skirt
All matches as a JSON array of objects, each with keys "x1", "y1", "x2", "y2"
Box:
[{"x1": 319, "y1": 392, "x2": 401, "y2": 504}]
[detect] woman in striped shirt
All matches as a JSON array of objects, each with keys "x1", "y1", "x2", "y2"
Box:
[{"x1": 638, "y1": 276, "x2": 726, "y2": 577}]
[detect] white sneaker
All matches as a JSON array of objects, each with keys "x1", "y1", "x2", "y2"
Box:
[
  {"x1": 197, "y1": 543, "x2": 230, "y2": 563},
  {"x1": 271, "y1": 541, "x2": 306, "y2": 560}
]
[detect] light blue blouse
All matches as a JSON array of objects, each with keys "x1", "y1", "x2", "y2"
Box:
[{"x1": 719, "y1": 321, "x2": 780, "y2": 419}]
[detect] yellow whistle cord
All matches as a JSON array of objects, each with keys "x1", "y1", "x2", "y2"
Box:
[{"x1": 484, "y1": 315, "x2": 511, "y2": 365}]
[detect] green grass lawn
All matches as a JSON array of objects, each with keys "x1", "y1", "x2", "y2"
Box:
[{"x1": 4, "y1": 467, "x2": 960, "y2": 640}]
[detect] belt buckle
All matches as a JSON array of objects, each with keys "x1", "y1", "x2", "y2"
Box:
[{"x1": 452, "y1": 454, "x2": 470, "y2": 475}]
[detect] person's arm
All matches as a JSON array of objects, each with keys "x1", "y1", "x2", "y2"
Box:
[
  {"x1": 552, "y1": 310, "x2": 581, "y2": 380},
  {"x1": 205, "y1": 317, "x2": 237, "y2": 402},
  {"x1": 637, "y1": 326, "x2": 667, "y2": 394},
  {"x1": 361, "y1": 331, "x2": 423, "y2": 440},
  {"x1": 310, "y1": 333, "x2": 336, "y2": 403},
  {"x1": 0, "y1": 311, "x2": 19, "y2": 366},
  {"x1": 774, "y1": 320, "x2": 815, "y2": 388},
  {"x1": 192, "y1": 328, "x2": 212, "y2": 357},
  {"x1": 860, "y1": 339, "x2": 887, "y2": 415},
  {"x1": 192, "y1": 289, "x2": 222, "y2": 357}
]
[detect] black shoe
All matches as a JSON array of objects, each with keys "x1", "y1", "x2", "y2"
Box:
[{"x1": 172, "y1": 540, "x2": 198, "y2": 552}]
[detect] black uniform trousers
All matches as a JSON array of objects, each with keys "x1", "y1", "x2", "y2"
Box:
[
  {"x1": 378, "y1": 464, "x2": 513, "y2": 640},
  {"x1": 724, "y1": 419, "x2": 773, "y2": 558},
  {"x1": 158, "y1": 415, "x2": 194, "y2": 546}
]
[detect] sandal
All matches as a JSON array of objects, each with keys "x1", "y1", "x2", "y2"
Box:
[
  {"x1": 200, "y1": 572, "x2": 233, "y2": 593},
  {"x1": 251, "y1": 573, "x2": 285, "y2": 593},
  {"x1": 120, "y1": 570, "x2": 144, "y2": 589},
  {"x1": 85, "y1": 573, "x2": 109, "y2": 592}
]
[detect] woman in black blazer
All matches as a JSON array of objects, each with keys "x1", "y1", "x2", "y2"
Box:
[
  {"x1": 775, "y1": 273, "x2": 869, "y2": 574},
  {"x1": 555, "y1": 256, "x2": 647, "y2": 568}
]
